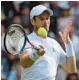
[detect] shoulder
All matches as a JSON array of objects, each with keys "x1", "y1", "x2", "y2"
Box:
[
  {"x1": 27, "y1": 32, "x2": 42, "y2": 46},
  {"x1": 27, "y1": 32, "x2": 36, "y2": 41},
  {"x1": 27, "y1": 32, "x2": 34, "y2": 39},
  {"x1": 47, "y1": 37, "x2": 62, "y2": 51}
]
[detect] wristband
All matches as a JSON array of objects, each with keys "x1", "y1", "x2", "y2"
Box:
[{"x1": 65, "y1": 42, "x2": 75, "y2": 57}]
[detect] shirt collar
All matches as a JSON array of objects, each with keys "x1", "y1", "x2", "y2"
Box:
[{"x1": 31, "y1": 31, "x2": 47, "y2": 40}]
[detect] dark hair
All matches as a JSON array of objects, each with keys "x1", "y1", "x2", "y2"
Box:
[
  {"x1": 33, "y1": 16, "x2": 37, "y2": 21},
  {"x1": 66, "y1": 73, "x2": 79, "y2": 80}
]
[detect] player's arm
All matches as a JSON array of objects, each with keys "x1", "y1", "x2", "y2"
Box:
[
  {"x1": 59, "y1": 21, "x2": 77, "y2": 73},
  {"x1": 19, "y1": 46, "x2": 45, "y2": 68},
  {"x1": 60, "y1": 42, "x2": 77, "y2": 73}
]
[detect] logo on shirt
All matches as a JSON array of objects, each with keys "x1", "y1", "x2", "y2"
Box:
[{"x1": 52, "y1": 48, "x2": 56, "y2": 52}]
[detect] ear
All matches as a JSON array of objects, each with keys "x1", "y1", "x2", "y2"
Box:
[{"x1": 30, "y1": 19, "x2": 35, "y2": 26}]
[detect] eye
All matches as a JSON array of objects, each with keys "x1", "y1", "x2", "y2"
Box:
[
  {"x1": 40, "y1": 17, "x2": 44, "y2": 20},
  {"x1": 46, "y1": 17, "x2": 50, "y2": 20}
]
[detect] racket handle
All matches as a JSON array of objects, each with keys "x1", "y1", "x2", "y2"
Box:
[
  {"x1": 33, "y1": 46, "x2": 40, "y2": 51},
  {"x1": 21, "y1": 45, "x2": 40, "y2": 53},
  {"x1": 27, "y1": 40, "x2": 40, "y2": 50}
]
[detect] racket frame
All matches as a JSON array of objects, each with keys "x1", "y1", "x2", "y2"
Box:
[{"x1": 4, "y1": 24, "x2": 27, "y2": 55}]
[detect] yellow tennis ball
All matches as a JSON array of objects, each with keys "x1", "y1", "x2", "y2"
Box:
[{"x1": 37, "y1": 27, "x2": 47, "y2": 38}]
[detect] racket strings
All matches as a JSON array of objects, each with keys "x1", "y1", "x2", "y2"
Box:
[
  {"x1": 11, "y1": 28, "x2": 23, "y2": 41},
  {"x1": 4, "y1": 24, "x2": 35, "y2": 55},
  {"x1": 6, "y1": 27, "x2": 25, "y2": 53}
]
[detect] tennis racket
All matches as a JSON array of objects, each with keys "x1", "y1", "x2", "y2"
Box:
[{"x1": 4, "y1": 24, "x2": 39, "y2": 55}]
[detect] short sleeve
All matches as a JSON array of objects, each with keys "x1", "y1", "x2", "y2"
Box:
[
  {"x1": 51, "y1": 39, "x2": 67, "y2": 65},
  {"x1": 52, "y1": 39, "x2": 67, "y2": 65},
  {"x1": 59, "y1": 44, "x2": 67, "y2": 65}
]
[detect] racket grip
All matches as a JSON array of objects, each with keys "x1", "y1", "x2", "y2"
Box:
[
  {"x1": 33, "y1": 46, "x2": 40, "y2": 51},
  {"x1": 22, "y1": 45, "x2": 40, "y2": 52}
]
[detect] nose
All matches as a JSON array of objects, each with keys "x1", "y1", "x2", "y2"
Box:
[
  {"x1": 44, "y1": 20, "x2": 49, "y2": 27},
  {"x1": 44, "y1": 20, "x2": 47, "y2": 26},
  {"x1": 45, "y1": 20, "x2": 48, "y2": 24}
]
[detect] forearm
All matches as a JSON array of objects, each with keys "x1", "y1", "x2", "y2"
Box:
[
  {"x1": 65, "y1": 41, "x2": 77, "y2": 73},
  {"x1": 59, "y1": 21, "x2": 77, "y2": 73},
  {"x1": 19, "y1": 47, "x2": 45, "y2": 68},
  {"x1": 19, "y1": 51, "x2": 34, "y2": 68},
  {"x1": 66, "y1": 57, "x2": 76, "y2": 73}
]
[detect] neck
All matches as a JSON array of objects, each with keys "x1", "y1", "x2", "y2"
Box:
[{"x1": 34, "y1": 30, "x2": 47, "y2": 39}]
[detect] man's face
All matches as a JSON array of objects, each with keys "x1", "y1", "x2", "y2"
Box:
[{"x1": 31, "y1": 11, "x2": 50, "y2": 31}]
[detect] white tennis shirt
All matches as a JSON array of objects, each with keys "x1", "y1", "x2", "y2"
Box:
[{"x1": 19, "y1": 32, "x2": 74, "y2": 80}]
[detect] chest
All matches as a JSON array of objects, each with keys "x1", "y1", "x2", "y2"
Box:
[{"x1": 33, "y1": 39, "x2": 60, "y2": 63}]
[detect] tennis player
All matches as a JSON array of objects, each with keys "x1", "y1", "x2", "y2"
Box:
[{"x1": 19, "y1": 5, "x2": 77, "y2": 80}]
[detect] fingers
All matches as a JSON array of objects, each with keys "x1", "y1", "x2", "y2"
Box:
[
  {"x1": 59, "y1": 31, "x2": 66, "y2": 43},
  {"x1": 39, "y1": 45, "x2": 44, "y2": 49},
  {"x1": 58, "y1": 32, "x2": 64, "y2": 41},
  {"x1": 64, "y1": 21, "x2": 72, "y2": 40},
  {"x1": 34, "y1": 45, "x2": 44, "y2": 50},
  {"x1": 66, "y1": 21, "x2": 72, "y2": 28},
  {"x1": 58, "y1": 21, "x2": 72, "y2": 43},
  {"x1": 64, "y1": 21, "x2": 72, "y2": 34},
  {"x1": 38, "y1": 48, "x2": 45, "y2": 56},
  {"x1": 37, "y1": 45, "x2": 45, "y2": 56}
]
